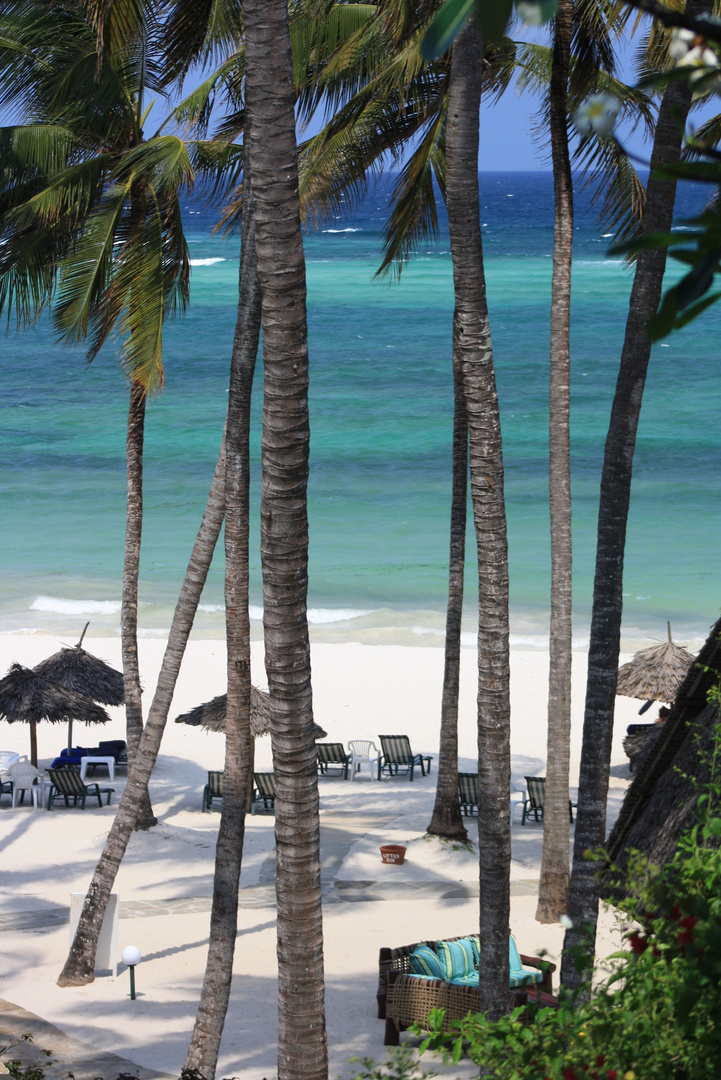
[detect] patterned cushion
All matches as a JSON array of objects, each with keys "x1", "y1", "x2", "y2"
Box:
[
  {"x1": 436, "y1": 938, "x2": 476, "y2": 980},
  {"x1": 447, "y1": 972, "x2": 480, "y2": 986},
  {"x1": 509, "y1": 934, "x2": 543, "y2": 986},
  {"x1": 408, "y1": 944, "x2": 445, "y2": 979}
]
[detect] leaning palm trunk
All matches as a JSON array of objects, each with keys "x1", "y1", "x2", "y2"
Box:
[
  {"x1": 446, "y1": 22, "x2": 511, "y2": 1020},
  {"x1": 536, "y1": 0, "x2": 573, "y2": 924},
  {"x1": 561, "y1": 36, "x2": 697, "y2": 991},
  {"x1": 183, "y1": 185, "x2": 262, "y2": 1080},
  {"x1": 427, "y1": 345, "x2": 469, "y2": 842},
  {"x1": 242, "y1": 0, "x2": 328, "y2": 1075},
  {"x1": 122, "y1": 379, "x2": 157, "y2": 830},
  {"x1": 57, "y1": 442, "x2": 227, "y2": 986}
]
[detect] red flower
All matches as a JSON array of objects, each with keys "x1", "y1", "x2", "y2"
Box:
[
  {"x1": 667, "y1": 905, "x2": 681, "y2": 920},
  {"x1": 596, "y1": 1055, "x2": 605, "y2": 1067},
  {"x1": 564, "y1": 1069, "x2": 578, "y2": 1080},
  {"x1": 678, "y1": 930, "x2": 695, "y2": 947},
  {"x1": 606, "y1": 1072, "x2": 618, "y2": 1080},
  {"x1": 628, "y1": 932, "x2": 649, "y2": 954},
  {"x1": 678, "y1": 916, "x2": 697, "y2": 930}
]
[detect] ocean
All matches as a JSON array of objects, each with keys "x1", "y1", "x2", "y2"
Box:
[{"x1": 1, "y1": 171, "x2": 719, "y2": 652}]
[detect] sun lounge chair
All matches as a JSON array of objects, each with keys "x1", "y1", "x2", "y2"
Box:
[
  {"x1": 252, "y1": 772, "x2": 276, "y2": 812},
  {"x1": 377, "y1": 735, "x2": 432, "y2": 781},
  {"x1": 1, "y1": 776, "x2": 12, "y2": 803},
  {"x1": 378, "y1": 932, "x2": 557, "y2": 1045},
  {"x1": 316, "y1": 742, "x2": 352, "y2": 779},
  {"x1": 202, "y1": 770, "x2": 223, "y2": 812},
  {"x1": 458, "y1": 772, "x2": 478, "y2": 815},
  {"x1": 522, "y1": 775, "x2": 577, "y2": 825},
  {"x1": 46, "y1": 767, "x2": 114, "y2": 810}
]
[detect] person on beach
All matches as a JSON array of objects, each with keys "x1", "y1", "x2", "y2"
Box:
[{"x1": 656, "y1": 706, "x2": 670, "y2": 724}]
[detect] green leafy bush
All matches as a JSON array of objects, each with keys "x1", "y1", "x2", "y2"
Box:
[{"x1": 418, "y1": 723, "x2": 721, "y2": 1080}]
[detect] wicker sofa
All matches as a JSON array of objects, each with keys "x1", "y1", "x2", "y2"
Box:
[{"x1": 378, "y1": 933, "x2": 556, "y2": 1046}]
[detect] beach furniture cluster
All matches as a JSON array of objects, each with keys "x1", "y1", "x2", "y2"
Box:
[{"x1": 377, "y1": 932, "x2": 557, "y2": 1045}]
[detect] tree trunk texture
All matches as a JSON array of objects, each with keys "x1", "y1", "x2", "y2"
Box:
[
  {"x1": 536, "y1": 0, "x2": 573, "y2": 924},
  {"x1": 122, "y1": 380, "x2": 157, "y2": 830},
  {"x1": 242, "y1": 0, "x2": 328, "y2": 1077},
  {"x1": 561, "y1": 28, "x2": 698, "y2": 991},
  {"x1": 427, "y1": 345, "x2": 469, "y2": 842},
  {"x1": 183, "y1": 182, "x2": 262, "y2": 1080},
  {"x1": 57, "y1": 442, "x2": 227, "y2": 986},
  {"x1": 446, "y1": 22, "x2": 511, "y2": 1020}
]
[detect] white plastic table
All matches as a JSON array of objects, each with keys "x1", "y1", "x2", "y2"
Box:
[{"x1": 80, "y1": 756, "x2": 116, "y2": 782}]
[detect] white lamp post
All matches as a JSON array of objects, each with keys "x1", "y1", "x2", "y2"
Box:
[{"x1": 121, "y1": 945, "x2": 141, "y2": 999}]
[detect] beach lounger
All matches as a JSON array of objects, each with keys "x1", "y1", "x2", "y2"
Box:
[
  {"x1": 252, "y1": 772, "x2": 276, "y2": 812},
  {"x1": 522, "y1": 775, "x2": 577, "y2": 825},
  {"x1": 46, "y1": 767, "x2": 114, "y2": 810},
  {"x1": 202, "y1": 770, "x2": 223, "y2": 812},
  {"x1": 377, "y1": 735, "x2": 432, "y2": 781},
  {"x1": 458, "y1": 772, "x2": 478, "y2": 816},
  {"x1": 316, "y1": 742, "x2": 352, "y2": 779}
]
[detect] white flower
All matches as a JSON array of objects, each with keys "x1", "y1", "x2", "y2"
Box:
[
  {"x1": 677, "y1": 43, "x2": 720, "y2": 69},
  {"x1": 669, "y1": 28, "x2": 696, "y2": 62},
  {"x1": 573, "y1": 94, "x2": 621, "y2": 137},
  {"x1": 560, "y1": 914, "x2": 574, "y2": 929}
]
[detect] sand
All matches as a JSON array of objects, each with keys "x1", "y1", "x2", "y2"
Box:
[{"x1": 0, "y1": 633, "x2": 641, "y2": 1080}]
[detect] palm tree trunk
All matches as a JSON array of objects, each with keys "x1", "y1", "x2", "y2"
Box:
[
  {"x1": 446, "y1": 22, "x2": 511, "y2": 1020},
  {"x1": 427, "y1": 345, "x2": 468, "y2": 842},
  {"x1": 57, "y1": 440, "x2": 227, "y2": 986},
  {"x1": 536, "y1": 0, "x2": 573, "y2": 924},
  {"x1": 561, "y1": 29, "x2": 698, "y2": 991},
  {"x1": 122, "y1": 379, "x2": 157, "y2": 830},
  {"x1": 183, "y1": 182, "x2": 262, "y2": 1080},
  {"x1": 243, "y1": 0, "x2": 328, "y2": 1075}
]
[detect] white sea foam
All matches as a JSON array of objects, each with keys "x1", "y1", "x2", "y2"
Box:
[
  {"x1": 307, "y1": 608, "x2": 372, "y2": 624},
  {"x1": 321, "y1": 228, "x2": 360, "y2": 234},
  {"x1": 30, "y1": 595, "x2": 121, "y2": 615},
  {"x1": 190, "y1": 257, "x2": 226, "y2": 266},
  {"x1": 198, "y1": 603, "x2": 225, "y2": 613},
  {"x1": 249, "y1": 605, "x2": 264, "y2": 621}
]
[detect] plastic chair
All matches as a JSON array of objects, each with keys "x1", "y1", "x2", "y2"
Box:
[
  {"x1": 348, "y1": 740, "x2": 379, "y2": 782},
  {"x1": 8, "y1": 761, "x2": 44, "y2": 809}
]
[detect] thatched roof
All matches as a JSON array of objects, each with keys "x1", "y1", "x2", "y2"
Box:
[
  {"x1": 34, "y1": 646, "x2": 124, "y2": 706},
  {"x1": 0, "y1": 663, "x2": 111, "y2": 726},
  {"x1": 606, "y1": 614, "x2": 721, "y2": 875},
  {"x1": 616, "y1": 622, "x2": 694, "y2": 703},
  {"x1": 174, "y1": 688, "x2": 327, "y2": 740}
]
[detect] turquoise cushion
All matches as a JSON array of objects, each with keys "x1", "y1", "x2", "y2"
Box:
[
  {"x1": 447, "y1": 972, "x2": 480, "y2": 986},
  {"x1": 509, "y1": 934, "x2": 543, "y2": 986},
  {"x1": 409, "y1": 944, "x2": 444, "y2": 979},
  {"x1": 436, "y1": 938, "x2": 476, "y2": 980}
]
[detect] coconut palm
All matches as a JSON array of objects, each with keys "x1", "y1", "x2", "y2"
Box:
[
  {"x1": 561, "y1": 0, "x2": 707, "y2": 992},
  {"x1": 0, "y1": 0, "x2": 196, "y2": 828},
  {"x1": 243, "y1": 0, "x2": 328, "y2": 1073}
]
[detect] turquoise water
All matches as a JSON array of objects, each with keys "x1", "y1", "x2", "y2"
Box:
[{"x1": 1, "y1": 172, "x2": 719, "y2": 649}]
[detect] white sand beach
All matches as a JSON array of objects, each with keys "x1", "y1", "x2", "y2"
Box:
[{"x1": 0, "y1": 633, "x2": 641, "y2": 1080}]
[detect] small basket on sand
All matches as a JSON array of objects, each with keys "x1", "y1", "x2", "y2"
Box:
[{"x1": 380, "y1": 844, "x2": 407, "y2": 865}]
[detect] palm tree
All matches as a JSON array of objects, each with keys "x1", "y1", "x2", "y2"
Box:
[
  {"x1": 243, "y1": 0, "x2": 328, "y2": 1074},
  {"x1": 0, "y1": 0, "x2": 196, "y2": 829},
  {"x1": 561, "y1": 0, "x2": 704, "y2": 991},
  {"x1": 445, "y1": 18, "x2": 512, "y2": 1019}
]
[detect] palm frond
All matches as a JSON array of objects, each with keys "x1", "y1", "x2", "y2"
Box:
[
  {"x1": 293, "y1": 4, "x2": 378, "y2": 124},
  {"x1": 53, "y1": 182, "x2": 131, "y2": 350},
  {"x1": 376, "y1": 100, "x2": 447, "y2": 278},
  {"x1": 114, "y1": 136, "x2": 194, "y2": 197},
  {"x1": 162, "y1": 0, "x2": 244, "y2": 83},
  {"x1": 189, "y1": 139, "x2": 244, "y2": 202}
]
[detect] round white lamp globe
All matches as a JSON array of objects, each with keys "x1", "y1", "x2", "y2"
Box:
[{"x1": 121, "y1": 945, "x2": 142, "y2": 967}]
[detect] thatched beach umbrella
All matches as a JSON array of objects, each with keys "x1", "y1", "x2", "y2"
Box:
[
  {"x1": 174, "y1": 688, "x2": 327, "y2": 740},
  {"x1": 175, "y1": 688, "x2": 326, "y2": 810},
  {"x1": 0, "y1": 662, "x2": 111, "y2": 766},
  {"x1": 33, "y1": 623, "x2": 124, "y2": 749},
  {"x1": 616, "y1": 622, "x2": 695, "y2": 706}
]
